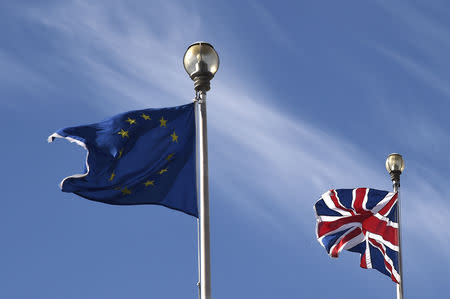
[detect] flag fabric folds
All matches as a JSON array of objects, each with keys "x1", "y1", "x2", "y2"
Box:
[
  {"x1": 314, "y1": 188, "x2": 400, "y2": 283},
  {"x1": 48, "y1": 103, "x2": 198, "y2": 217}
]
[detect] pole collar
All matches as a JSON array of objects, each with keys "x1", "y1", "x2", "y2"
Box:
[{"x1": 390, "y1": 170, "x2": 401, "y2": 188}]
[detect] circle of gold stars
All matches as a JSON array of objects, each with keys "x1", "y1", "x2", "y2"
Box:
[{"x1": 112, "y1": 112, "x2": 184, "y2": 197}]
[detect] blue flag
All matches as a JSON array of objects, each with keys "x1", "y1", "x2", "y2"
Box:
[{"x1": 48, "y1": 103, "x2": 197, "y2": 217}]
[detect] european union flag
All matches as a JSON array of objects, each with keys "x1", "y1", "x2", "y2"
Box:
[{"x1": 48, "y1": 103, "x2": 197, "y2": 217}]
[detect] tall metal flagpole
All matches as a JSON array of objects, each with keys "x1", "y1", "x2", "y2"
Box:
[
  {"x1": 183, "y1": 42, "x2": 219, "y2": 299},
  {"x1": 393, "y1": 178, "x2": 403, "y2": 299},
  {"x1": 196, "y1": 90, "x2": 211, "y2": 299},
  {"x1": 386, "y1": 153, "x2": 405, "y2": 299}
]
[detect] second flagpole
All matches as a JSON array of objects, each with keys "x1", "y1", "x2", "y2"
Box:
[{"x1": 386, "y1": 153, "x2": 405, "y2": 299}]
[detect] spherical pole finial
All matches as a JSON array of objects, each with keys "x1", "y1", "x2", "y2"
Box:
[
  {"x1": 183, "y1": 42, "x2": 220, "y2": 92},
  {"x1": 386, "y1": 153, "x2": 405, "y2": 184}
]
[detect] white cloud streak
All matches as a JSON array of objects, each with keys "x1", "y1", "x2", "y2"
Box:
[
  {"x1": 371, "y1": 1, "x2": 450, "y2": 257},
  {"x1": 375, "y1": 45, "x2": 450, "y2": 100},
  {"x1": 0, "y1": 50, "x2": 51, "y2": 104},
  {"x1": 27, "y1": 0, "x2": 450, "y2": 258}
]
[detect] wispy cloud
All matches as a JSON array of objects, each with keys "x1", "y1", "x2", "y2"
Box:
[
  {"x1": 28, "y1": 0, "x2": 450, "y2": 257},
  {"x1": 368, "y1": 1, "x2": 450, "y2": 257},
  {"x1": 26, "y1": 1, "x2": 198, "y2": 106},
  {"x1": 373, "y1": 1, "x2": 450, "y2": 102},
  {"x1": 376, "y1": 0, "x2": 450, "y2": 60},
  {"x1": 247, "y1": 1, "x2": 296, "y2": 51},
  {"x1": 0, "y1": 50, "x2": 51, "y2": 104},
  {"x1": 375, "y1": 45, "x2": 450, "y2": 100}
]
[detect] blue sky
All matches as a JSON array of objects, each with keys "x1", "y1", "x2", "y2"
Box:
[{"x1": 2, "y1": 1, "x2": 450, "y2": 298}]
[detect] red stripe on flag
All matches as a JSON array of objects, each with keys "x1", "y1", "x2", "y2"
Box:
[
  {"x1": 330, "y1": 190, "x2": 355, "y2": 215},
  {"x1": 363, "y1": 216, "x2": 398, "y2": 246},
  {"x1": 330, "y1": 227, "x2": 362, "y2": 257},
  {"x1": 317, "y1": 214, "x2": 369, "y2": 237},
  {"x1": 369, "y1": 238, "x2": 399, "y2": 284},
  {"x1": 353, "y1": 188, "x2": 367, "y2": 214},
  {"x1": 360, "y1": 252, "x2": 367, "y2": 269},
  {"x1": 378, "y1": 192, "x2": 398, "y2": 216}
]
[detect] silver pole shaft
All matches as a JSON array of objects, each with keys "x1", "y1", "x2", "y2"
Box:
[
  {"x1": 393, "y1": 181, "x2": 403, "y2": 299},
  {"x1": 195, "y1": 90, "x2": 212, "y2": 299},
  {"x1": 196, "y1": 218, "x2": 201, "y2": 299}
]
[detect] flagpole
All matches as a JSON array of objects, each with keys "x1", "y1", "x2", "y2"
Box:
[
  {"x1": 196, "y1": 90, "x2": 212, "y2": 299},
  {"x1": 386, "y1": 153, "x2": 405, "y2": 299},
  {"x1": 196, "y1": 217, "x2": 201, "y2": 298},
  {"x1": 183, "y1": 42, "x2": 219, "y2": 299},
  {"x1": 393, "y1": 179, "x2": 403, "y2": 299}
]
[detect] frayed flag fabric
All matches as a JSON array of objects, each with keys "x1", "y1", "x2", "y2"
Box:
[
  {"x1": 48, "y1": 103, "x2": 197, "y2": 217},
  {"x1": 314, "y1": 188, "x2": 400, "y2": 283}
]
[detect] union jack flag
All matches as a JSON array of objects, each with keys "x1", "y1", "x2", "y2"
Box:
[{"x1": 314, "y1": 188, "x2": 400, "y2": 283}]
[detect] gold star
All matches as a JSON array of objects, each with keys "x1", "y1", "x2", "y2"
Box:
[
  {"x1": 144, "y1": 180, "x2": 155, "y2": 187},
  {"x1": 141, "y1": 113, "x2": 151, "y2": 120},
  {"x1": 109, "y1": 171, "x2": 116, "y2": 181},
  {"x1": 118, "y1": 129, "x2": 129, "y2": 138},
  {"x1": 117, "y1": 149, "x2": 123, "y2": 159},
  {"x1": 159, "y1": 168, "x2": 168, "y2": 175},
  {"x1": 126, "y1": 117, "x2": 136, "y2": 125},
  {"x1": 121, "y1": 187, "x2": 132, "y2": 195},
  {"x1": 160, "y1": 117, "x2": 167, "y2": 127},
  {"x1": 170, "y1": 131, "x2": 178, "y2": 143},
  {"x1": 166, "y1": 153, "x2": 174, "y2": 160}
]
